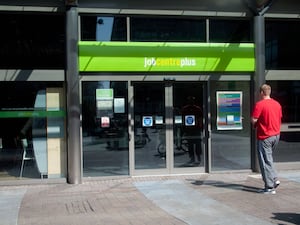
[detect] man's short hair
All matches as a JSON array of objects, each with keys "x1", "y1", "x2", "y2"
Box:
[{"x1": 260, "y1": 84, "x2": 271, "y2": 96}]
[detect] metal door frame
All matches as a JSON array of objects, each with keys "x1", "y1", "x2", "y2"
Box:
[
  {"x1": 79, "y1": 74, "x2": 213, "y2": 177},
  {"x1": 130, "y1": 80, "x2": 208, "y2": 176}
]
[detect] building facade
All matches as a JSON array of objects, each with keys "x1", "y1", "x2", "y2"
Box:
[{"x1": 0, "y1": 0, "x2": 299, "y2": 184}]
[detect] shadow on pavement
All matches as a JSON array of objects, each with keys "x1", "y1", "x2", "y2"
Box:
[
  {"x1": 189, "y1": 179, "x2": 261, "y2": 193},
  {"x1": 272, "y1": 212, "x2": 300, "y2": 225}
]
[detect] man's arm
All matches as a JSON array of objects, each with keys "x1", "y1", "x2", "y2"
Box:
[{"x1": 251, "y1": 117, "x2": 258, "y2": 127}]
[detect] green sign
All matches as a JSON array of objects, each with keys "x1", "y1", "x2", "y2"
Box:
[
  {"x1": 79, "y1": 41, "x2": 255, "y2": 72},
  {"x1": 96, "y1": 89, "x2": 114, "y2": 100},
  {"x1": 0, "y1": 110, "x2": 65, "y2": 118}
]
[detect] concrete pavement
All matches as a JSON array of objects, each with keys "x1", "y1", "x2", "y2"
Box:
[{"x1": 1, "y1": 170, "x2": 300, "y2": 225}]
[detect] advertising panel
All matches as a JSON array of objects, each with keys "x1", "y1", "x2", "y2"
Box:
[{"x1": 216, "y1": 91, "x2": 242, "y2": 130}]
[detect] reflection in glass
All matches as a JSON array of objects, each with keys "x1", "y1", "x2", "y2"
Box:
[
  {"x1": 82, "y1": 81, "x2": 129, "y2": 176},
  {"x1": 173, "y1": 83, "x2": 204, "y2": 168},
  {"x1": 210, "y1": 81, "x2": 251, "y2": 171},
  {"x1": 80, "y1": 16, "x2": 127, "y2": 41},
  {"x1": 0, "y1": 82, "x2": 64, "y2": 179},
  {"x1": 268, "y1": 81, "x2": 300, "y2": 167},
  {"x1": 209, "y1": 19, "x2": 252, "y2": 43},
  {"x1": 130, "y1": 17, "x2": 205, "y2": 42},
  {"x1": 269, "y1": 81, "x2": 300, "y2": 123},
  {"x1": 266, "y1": 20, "x2": 300, "y2": 69},
  {"x1": 0, "y1": 14, "x2": 65, "y2": 69},
  {"x1": 134, "y1": 83, "x2": 166, "y2": 169}
]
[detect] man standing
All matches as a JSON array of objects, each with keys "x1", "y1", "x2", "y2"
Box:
[{"x1": 251, "y1": 84, "x2": 282, "y2": 194}]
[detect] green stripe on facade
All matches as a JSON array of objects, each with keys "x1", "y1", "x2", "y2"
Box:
[
  {"x1": 0, "y1": 111, "x2": 66, "y2": 118},
  {"x1": 79, "y1": 41, "x2": 255, "y2": 72}
]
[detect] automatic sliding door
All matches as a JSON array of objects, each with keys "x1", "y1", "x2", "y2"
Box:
[
  {"x1": 173, "y1": 83, "x2": 204, "y2": 168},
  {"x1": 133, "y1": 83, "x2": 166, "y2": 170}
]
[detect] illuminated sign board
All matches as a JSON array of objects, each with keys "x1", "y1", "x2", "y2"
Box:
[{"x1": 79, "y1": 41, "x2": 255, "y2": 72}]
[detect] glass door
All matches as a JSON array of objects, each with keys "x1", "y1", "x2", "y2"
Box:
[
  {"x1": 133, "y1": 81, "x2": 206, "y2": 174},
  {"x1": 173, "y1": 83, "x2": 205, "y2": 169},
  {"x1": 133, "y1": 83, "x2": 166, "y2": 170}
]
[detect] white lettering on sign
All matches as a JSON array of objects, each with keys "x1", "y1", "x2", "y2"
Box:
[{"x1": 144, "y1": 57, "x2": 196, "y2": 68}]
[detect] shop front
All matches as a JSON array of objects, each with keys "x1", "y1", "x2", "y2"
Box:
[{"x1": 79, "y1": 41, "x2": 254, "y2": 177}]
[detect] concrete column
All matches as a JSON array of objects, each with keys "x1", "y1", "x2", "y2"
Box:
[
  {"x1": 254, "y1": 15, "x2": 266, "y2": 92},
  {"x1": 66, "y1": 6, "x2": 82, "y2": 184},
  {"x1": 252, "y1": 15, "x2": 265, "y2": 172}
]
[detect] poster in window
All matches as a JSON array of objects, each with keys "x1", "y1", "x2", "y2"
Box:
[
  {"x1": 216, "y1": 91, "x2": 242, "y2": 130},
  {"x1": 114, "y1": 98, "x2": 125, "y2": 113},
  {"x1": 96, "y1": 88, "x2": 113, "y2": 118}
]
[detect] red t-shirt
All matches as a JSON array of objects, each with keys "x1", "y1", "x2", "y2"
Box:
[{"x1": 252, "y1": 98, "x2": 282, "y2": 140}]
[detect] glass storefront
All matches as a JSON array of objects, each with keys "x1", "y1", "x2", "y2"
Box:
[
  {"x1": 81, "y1": 81, "x2": 129, "y2": 176},
  {"x1": 209, "y1": 19, "x2": 252, "y2": 43},
  {"x1": 0, "y1": 82, "x2": 65, "y2": 180},
  {"x1": 130, "y1": 17, "x2": 206, "y2": 42},
  {"x1": 0, "y1": 2, "x2": 299, "y2": 183},
  {"x1": 0, "y1": 14, "x2": 65, "y2": 69},
  {"x1": 266, "y1": 20, "x2": 300, "y2": 70},
  {"x1": 210, "y1": 81, "x2": 251, "y2": 171},
  {"x1": 268, "y1": 81, "x2": 300, "y2": 166},
  {"x1": 77, "y1": 14, "x2": 300, "y2": 177},
  {"x1": 81, "y1": 80, "x2": 207, "y2": 176}
]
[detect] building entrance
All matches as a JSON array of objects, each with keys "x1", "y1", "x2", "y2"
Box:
[
  {"x1": 132, "y1": 82, "x2": 205, "y2": 175},
  {"x1": 81, "y1": 79, "x2": 206, "y2": 177}
]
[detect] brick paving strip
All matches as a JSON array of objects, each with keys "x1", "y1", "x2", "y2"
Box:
[
  {"x1": 0, "y1": 172, "x2": 299, "y2": 225},
  {"x1": 17, "y1": 178, "x2": 186, "y2": 225}
]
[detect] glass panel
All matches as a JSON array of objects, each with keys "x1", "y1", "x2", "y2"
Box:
[
  {"x1": 266, "y1": 20, "x2": 300, "y2": 69},
  {"x1": 130, "y1": 17, "x2": 206, "y2": 42},
  {"x1": 134, "y1": 83, "x2": 166, "y2": 169},
  {"x1": 210, "y1": 81, "x2": 251, "y2": 171},
  {"x1": 173, "y1": 83, "x2": 204, "y2": 167},
  {"x1": 0, "y1": 14, "x2": 65, "y2": 69},
  {"x1": 275, "y1": 132, "x2": 300, "y2": 164},
  {"x1": 82, "y1": 81, "x2": 129, "y2": 176},
  {"x1": 209, "y1": 19, "x2": 252, "y2": 43},
  {"x1": 0, "y1": 82, "x2": 65, "y2": 180},
  {"x1": 268, "y1": 81, "x2": 300, "y2": 123},
  {"x1": 80, "y1": 16, "x2": 127, "y2": 41},
  {"x1": 267, "y1": 81, "x2": 300, "y2": 166}
]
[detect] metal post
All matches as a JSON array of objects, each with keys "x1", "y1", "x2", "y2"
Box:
[
  {"x1": 254, "y1": 15, "x2": 266, "y2": 92},
  {"x1": 252, "y1": 15, "x2": 265, "y2": 172},
  {"x1": 66, "y1": 5, "x2": 82, "y2": 184}
]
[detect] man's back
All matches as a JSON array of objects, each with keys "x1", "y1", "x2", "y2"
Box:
[{"x1": 252, "y1": 98, "x2": 282, "y2": 140}]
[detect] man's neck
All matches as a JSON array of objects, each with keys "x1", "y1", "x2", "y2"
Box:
[{"x1": 262, "y1": 96, "x2": 271, "y2": 100}]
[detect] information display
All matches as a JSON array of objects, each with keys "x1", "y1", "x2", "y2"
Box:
[{"x1": 216, "y1": 91, "x2": 243, "y2": 130}]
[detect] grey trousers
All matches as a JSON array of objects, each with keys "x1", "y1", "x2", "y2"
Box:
[{"x1": 257, "y1": 135, "x2": 280, "y2": 189}]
